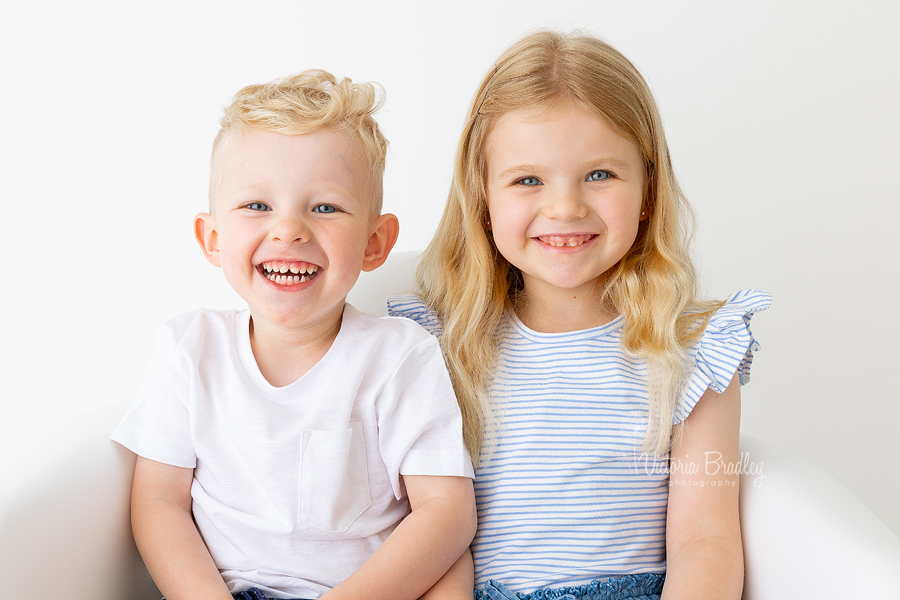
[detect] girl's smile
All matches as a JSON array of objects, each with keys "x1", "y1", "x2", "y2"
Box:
[
  {"x1": 537, "y1": 233, "x2": 594, "y2": 246},
  {"x1": 533, "y1": 233, "x2": 597, "y2": 249}
]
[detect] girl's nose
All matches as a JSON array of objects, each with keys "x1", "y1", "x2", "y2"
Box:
[{"x1": 543, "y1": 186, "x2": 588, "y2": 221}]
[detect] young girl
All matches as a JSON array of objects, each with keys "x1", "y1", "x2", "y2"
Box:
[{"x1": 390, "y1": 31, "x2": 769, "y2": 600}]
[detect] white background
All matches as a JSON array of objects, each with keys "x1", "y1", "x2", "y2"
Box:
[{"x1": 2, "y1": 1, "x2": 898, "y2": 535}]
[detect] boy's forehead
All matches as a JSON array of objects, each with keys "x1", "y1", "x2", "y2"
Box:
[{"x1": 211, "y1": 128, "x2": 377, "y2": 213}]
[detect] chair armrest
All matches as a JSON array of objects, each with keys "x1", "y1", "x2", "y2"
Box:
[
  {"x1": 0, "y1": 402, "x2": 160, "y2": 599},
  {"x1": 739, "y1": 433, "x2": 900, "y2": 599}
]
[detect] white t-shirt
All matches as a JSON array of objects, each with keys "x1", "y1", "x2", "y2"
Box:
[{"x1": 112, "y1": 304, "x2": 474, "y2": 599}]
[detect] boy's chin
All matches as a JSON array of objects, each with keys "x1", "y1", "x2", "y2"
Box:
[{"x1": 248, "y1": 301, "x2": 347, "y2": 332}]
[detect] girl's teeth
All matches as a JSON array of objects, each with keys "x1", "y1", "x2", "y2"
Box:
[{"x1": 541, "y1": 235, "x2": 590, "y2": 247}]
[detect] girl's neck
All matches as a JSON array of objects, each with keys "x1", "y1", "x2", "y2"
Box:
[{"x1": 517, "y1": 285, "x2": 617, "y2": 333}]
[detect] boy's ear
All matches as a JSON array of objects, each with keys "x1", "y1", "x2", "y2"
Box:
[
  {"x1": 362, "y1": 213, "x2": 400, "y2": 272},
  {"x1": 194, "y1": 212, "x2": 222, "y2": 267}
]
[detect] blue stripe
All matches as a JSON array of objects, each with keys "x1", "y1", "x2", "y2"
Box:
[{"x1": 388, "y1": 291, "x2": 769, "y2": 592}]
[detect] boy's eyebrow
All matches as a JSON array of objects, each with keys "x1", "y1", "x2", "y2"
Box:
[
  {"x1": 225, "y1": 182, "x2": 270, "y2": 197},
  {"x1": 223, "y1": 183, "x2": 367, "y2": 207},
  {"x1": 496, "y1": 165, "x2": 541, "y2": 180}
]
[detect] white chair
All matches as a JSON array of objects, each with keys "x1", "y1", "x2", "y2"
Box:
[{"x1": 2, "y1": 251, "x2": 897, "y2": 599}]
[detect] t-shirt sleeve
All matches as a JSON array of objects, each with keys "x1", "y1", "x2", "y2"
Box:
[
  {"x1": 375, "y1": 335, "x2": 474, "y2": 498},
  {"x1": 387, "y1": 295, "x2": 444, "y2": 339},
  {"x1": 673, "y1": 289, "x2": 772, "y2": 424},
  {"x1": 110, "y1": 321, "x2": 197, "y2": 468}
]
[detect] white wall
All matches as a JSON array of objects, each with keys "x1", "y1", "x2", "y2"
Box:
[{"x1": 2, "y1": 0, "x2": 898, "y2": 535}]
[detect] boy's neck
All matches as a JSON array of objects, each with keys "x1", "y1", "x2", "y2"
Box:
[{"x1": 248, "y1": 306, "x2": 344, "y2": 388}]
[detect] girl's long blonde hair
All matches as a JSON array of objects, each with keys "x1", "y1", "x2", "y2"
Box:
[{"x1": 418, "y1": 30, "x2": 723, "y2": 459}]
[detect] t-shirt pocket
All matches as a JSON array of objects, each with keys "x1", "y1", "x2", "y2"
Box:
[{"x1": 298, "y1": 422, "x2": 373, "y2": 532}]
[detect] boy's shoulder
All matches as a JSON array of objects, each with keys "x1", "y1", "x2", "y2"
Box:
[
  {"x1": 162, "y1": 306, "x2": 242, "y2": 332},
  {"x1": 342, "y1": 303, "x2": 436, "y2": 347},
  {"x1": 344, "y1": 304, "x2": 432, "y2": 341},
  {"x1": 156, "y1": 307, "x2": 245, "y2": 353}
]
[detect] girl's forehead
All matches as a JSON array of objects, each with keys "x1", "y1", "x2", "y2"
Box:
[{"x1": 486, "y1": 103, "x2": 628, "y2": 148}]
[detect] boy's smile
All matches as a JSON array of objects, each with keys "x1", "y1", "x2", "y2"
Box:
[
  {"x1": 194, "y1": 128, "x2": 397, "y2": 347},
  {"x1": 260, "y1": 261, "x2": 319, "y2": 285}
]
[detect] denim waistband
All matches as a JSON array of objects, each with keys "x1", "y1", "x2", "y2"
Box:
[
  {"x1": 478, "y1": 574, "x2": 665, "y2": 600},
  {"x1": 232, "y1": 587, "x2": 306, "y2": 600}
]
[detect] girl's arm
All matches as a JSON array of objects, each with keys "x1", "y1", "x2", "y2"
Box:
[
  {"x1": 322, "y1": 475, "x2": 477, "y2": 600},
  {"x1": 131, "y1": 456, "x2": 233, "y2": 600},
  {"x1": 661, "y1": 373, "x2": 744, "y2": 600}
]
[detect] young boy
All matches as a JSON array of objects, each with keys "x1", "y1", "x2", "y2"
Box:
[{"x1": 112, "y1": 70, "x2": 476, "y2": 600}]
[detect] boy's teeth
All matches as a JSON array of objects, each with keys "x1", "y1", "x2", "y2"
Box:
[
  {"x1": 265, "y1": 273, "x2": 316, "y2": 284},
  {"x1": 262, "y1": 262, "x2": 318, "y2": 274},
  {"x1": 261, "y1": 261, "x2": 319, "y2": 284}
]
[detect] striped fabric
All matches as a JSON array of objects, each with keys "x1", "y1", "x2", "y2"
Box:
[{"x1": 388, "y1": 290, "x2": 770, "y2": 593}]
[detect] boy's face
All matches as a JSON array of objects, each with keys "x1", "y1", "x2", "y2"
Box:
[{"x1": 195, "y1": 128, "x2": 397, "y2": 333}]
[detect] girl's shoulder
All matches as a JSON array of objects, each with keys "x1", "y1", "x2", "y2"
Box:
[
  {"x1": 387, "y1": 295, "x2": 443, "y2": 339},
  {"x1": 674, "y1": 289, "x2": 772, "y2": 424},
  {"x1": 707, "y1": 288, "x2": 771, "y2": 322}
]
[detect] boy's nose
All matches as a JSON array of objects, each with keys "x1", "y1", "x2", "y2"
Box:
[{"x1": 270, "y1": 214, "x2": 310, "y2": 243}]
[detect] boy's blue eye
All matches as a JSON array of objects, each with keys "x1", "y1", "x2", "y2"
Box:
[
  {"x1": 517, "y1": 177, "x2": 542, "y2": 186},
  {"x1": 245, "y1": 202, "x2": 271, "y2": 211},
  {"x1": 587, "y1": 170, "x2": 612, "y2": 182},
  {"x1": 313, "y1": 204, "x2": 337, "y2": 214}
]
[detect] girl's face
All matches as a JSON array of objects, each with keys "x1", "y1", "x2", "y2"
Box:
[{"x1": 484, "y1": 103, "x2": 646, "y2": 312}]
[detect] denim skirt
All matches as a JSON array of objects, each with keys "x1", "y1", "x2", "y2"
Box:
[
  {"x1": 231, "y1": 588, "x2": 305, "y2": 600},
  {"x1": 479, "y1": 574, "x2": 665, "y2": 600}
]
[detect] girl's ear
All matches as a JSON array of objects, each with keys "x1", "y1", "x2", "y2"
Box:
[
  {"x1": 362, "y1": 213, "x2": 400, "y2": 272},
  {"x1": 194, "y1": 212, "x2": 222, "y2": 267}
]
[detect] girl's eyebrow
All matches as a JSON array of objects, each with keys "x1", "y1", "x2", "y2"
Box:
[
  {"x1": 497, "y1": 158, "x2": 635, "y2": 180},
  {"x1": 589, "y1": 157, "x2": 634, "y2": 170}
]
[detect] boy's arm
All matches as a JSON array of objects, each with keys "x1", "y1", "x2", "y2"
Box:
[
  {"x1": 131, "y1": 456, "x2": 233, "y2": 600},
  {"x1": 322, "y1": 474, "x2": 476, "y2": 600},
  {"x1": 419, "y1": 548, "x2": 475, "y2": 600}
]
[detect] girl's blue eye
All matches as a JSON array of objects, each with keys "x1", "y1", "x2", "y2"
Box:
[
  {"x1": 517, "y1": 177, "x2": 542, "y2": 186},
  {"x1": 587, "y1": 170, "x2": 612, "y2": 182},
  {"x1": 313, "y1": 204, "x2": 337, "y2": 214},
  {"x1": 245, "y1": 202, "x2": 271, "y2": 211}
]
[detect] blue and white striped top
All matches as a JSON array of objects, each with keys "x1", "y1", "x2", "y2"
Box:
[{"x1": 388, "y1": 290, "x2": 770, "y2": 593}]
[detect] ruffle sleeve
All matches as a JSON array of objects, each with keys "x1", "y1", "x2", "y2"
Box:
[
  {"x1": 387, "y1": 294, "x2": 444, "y2": 339},
  {"x1": 673, "y1": 289, "x2": 771, "y2": 424}
]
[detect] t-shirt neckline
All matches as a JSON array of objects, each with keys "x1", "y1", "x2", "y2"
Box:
[
  {"x1": 506, "y1": 310, "x2": 624, "y2": 343},
  {"x1": 233, "y1": 305, "x2": 354, "y2": 402}
]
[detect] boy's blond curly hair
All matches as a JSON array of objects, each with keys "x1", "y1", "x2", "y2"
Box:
[{"x1": 210, "y1": 69, "x2": 388, "y2": 214}]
